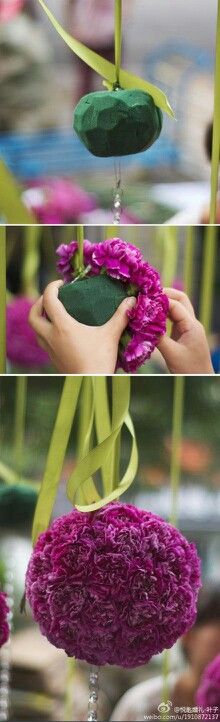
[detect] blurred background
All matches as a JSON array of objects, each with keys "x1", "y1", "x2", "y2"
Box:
[
  {"x1": 0, "y1": 0, "x2": 219, "y2": 224},
  {"x1": 4, "y1": 224, "x2": 220, "y2": 373},
  {"x1": 0, "y1": 375, "x2": 220, "y2": 719}
]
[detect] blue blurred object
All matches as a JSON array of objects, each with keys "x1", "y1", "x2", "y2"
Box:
[{"x1": 211, "y1": 347, "x2": 220, "y2": 374}]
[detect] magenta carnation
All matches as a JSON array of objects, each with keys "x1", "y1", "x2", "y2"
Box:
[
  {"x1": 26, "y1": 502, "x2": 201, "y2": 668},
  {"x1": 24, "y1": 178, "x2": 96, "y2": 224},
  {"x1": 7, "y1": 297, "x2": 49, "y2": 368},
  {"x1": 0, "y1": 592, "x2": 9, "y2": 649},
  {"x1": 56, "y1": 238, "x2": 169, "y2": 373},
  {"x1": 196, "y1": 654, "x2": 220, "y2": 709}
]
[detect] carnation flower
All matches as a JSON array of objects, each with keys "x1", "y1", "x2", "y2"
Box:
[
  {"x1": 196, "y1": 654, "x2": 220, "y2": 709},
  {"x1": 0, "y1": 592, "x2": 9, "y2": 649},
  {"x1": 23, "y1": 178, "x2": 96, "y2": 224},
  {"x1": 26, "y1": 502, "x2": 201, "y2": 668},
  {"x1": 56, "y1": 238, "x2": 168, "y2": 373},
  {"x1": 7, "y1": 297, "x2": 49, "y2": 368}
]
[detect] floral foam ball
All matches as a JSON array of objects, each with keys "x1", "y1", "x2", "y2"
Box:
[
  {"x1": 196, "y1": 654, "x2": 220, "y2": 709},
  {"x1": 6, "y1": 297, "x2": 49, "y2": 368},
  {"x1": 26, "y1": 502, "x2": 201, "y2": 668},
  {"x1": 73, "y1": 89, "x2": 163, "y2": 157},
  {"x1": 0, "y1": 592, "x2": 9, "y2": 649},
  {"x1": 56, "y1": 238, "x2": 169, "y2": 373}
]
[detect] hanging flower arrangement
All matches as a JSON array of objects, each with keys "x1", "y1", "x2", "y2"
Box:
[
  {"x1": 56, "y1": 238, "x2": 169, "y2": 373},
  {"x1": 26, "y1": 501, "x2": 201, "y2": 668},
  {"x1": 6, "y1": 297, "x2": 49, "y2": 368},
  {"x1": 0, "y1": 591, "x2": 9, "y2": 649},
  {"x1": 196, "y1": 654, "x2": 220, "y2": 709},
  {"x1": 0, "y1": 0, "x2": 25, "y2": 22}
]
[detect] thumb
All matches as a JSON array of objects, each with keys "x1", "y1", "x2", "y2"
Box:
[{"x1": 106, "y1": 297, "x2": 136, "y2": 339}]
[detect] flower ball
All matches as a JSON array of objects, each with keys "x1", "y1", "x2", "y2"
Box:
[
  {"x1": 0, "y1": 592, "x2": 9, "y2": 649},
  {"x1": 26, "y1": 502, "x2": 201, "y2": 668},
  {"x1": 56, "y1": 238, "x2": 169, "y2": 373},
  {"x1": 73, "y1": 89, "x2": 163, "y2": 157},
  {"x1": 196, "y1": 654, "x2": 220, "y2": 709},
  {"x1": 6, "y1": 297, "x2": 49, "y2": 368}
]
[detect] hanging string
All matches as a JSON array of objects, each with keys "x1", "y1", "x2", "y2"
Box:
[
  {"x1": 21, "y1": 226, "x2": 41, "y2": 298},
  {"x1": 199, "y1": 225, "x2": 217, "y2": 334},
  {"x1": 183, "y1": 226, "x2": 195, "y2": 298},
  {"x1": 13, "y1": 377, "x2": 27, "y2": 476},
  {"x1": 162, "y1": 376, "x2": 185, "y2": 713},
  {"x1": 209, "y1": 0, "x2": 220, "y2": 224},
  {"x1": 0, "y1": 227, "x2": 6, "y2": 374}
]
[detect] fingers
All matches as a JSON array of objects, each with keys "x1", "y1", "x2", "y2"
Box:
[
  {"x1": 167, "y1": 298, "x2": 195, "y2": 331},
  {"x1": 105, "y1": 297, "x2": 136, "y2": 339},
  {"x1": 42, "y1": 280, "x2": 65, "y2": 323},
  {"x1": 28, "y1": 296, "x2": 51, "y2": 337},
  {"x1": 163, "y1": 288, "x2": 195, "y2": 317}
]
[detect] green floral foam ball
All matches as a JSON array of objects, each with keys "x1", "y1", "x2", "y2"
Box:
[
  {"x1": 73, "y1": 88, "x2": 163, "y2": 157},
  {"x1": 58, "y1": 274, "x2": 128, "y2": 326}
]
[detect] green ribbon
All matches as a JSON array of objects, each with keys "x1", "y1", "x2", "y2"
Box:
[
  {"x1": 0, "y1": 226, "x2": 6, "y2": 374},
  {"x1": 199, "y1": 225, "x2": 217, "y2": 334},
  {"x1": 32, "y1": 377, "x2": 83, "y2": 545},
  {"x1": 37, "y1": 0, "x2": 174, "y2": 118},
  {"x1": 0, "y1": 459, "x2": 40, "y2": 491},
  {"x1": 22, "y1": 226, "x2": 42, "y2": 297},
  {"x1": 32, "y1": 376, "x2": 138, "y2": 544},
  {"x1": 76, "y1": 225, "x2": 85, "y2": 271},
  {"x1": 162, "y1": 227, "x2": 178, "y2": 288},
  {"x1": 183, "y1": 226, "x2": 195, "y2": 298},
  {"x1": 67, "y1": 377, "x2": 138, "y2": 512},
  {"x1": 13, "y1": 377, "x2": 27, "y2": 475},
  {"x1": 115, "y1": 0, "x2": 122, "y2": 85},
  {"x1": 210, "y1": 0, "x2": 220, "y2": 224},
  {"x1": 162, "y1": 375, "x2": 185, "y2": 713},
  {"x1": 0, "y1": 161, "x2": 35, "y2": 224}
]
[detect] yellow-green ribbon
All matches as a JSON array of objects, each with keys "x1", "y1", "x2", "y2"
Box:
[
  {"x1": 199, "y1": 225, "x2": 217, "y2": 334},
  {"x1": 76, "y1": 225, "x2": 85, "y2": 271},
  {"x1": 32, "y1": 376, "x2": 83, "y2": 545},
  {"x1": 13, "y1": 377, "x2": 27, "y2": 475},
  {"x1": 162, "y1": 227, "x2": 178, "y2": 288},
  {"x1": 67, "y1": 377, "x2": 138, "y2": 512},
  {"x1": 0, "y1": 226, "x2": 6, "y2": 374},
  {"x1": 115, "y1": 0, "x2": 122, "y2": 85},
  {"x1": 183, "y1": 226, "x2": 195, "y2": 298},
  {"x1": 32, "y1": 376, "x2": 138, "y2": 544},
  {"x1": 210, "y1": 0, "x2": 220, "y2": 224},
  {"x1": 37, "y1": 0, "x2": 174, "y2": 118},
  {"x1": 162, "y1": 376, "x2": 185, "y2": 713},
  {"x1": 22, "y1": 226, "x2": 42, "y2": 297},
  {"x1": 0, "y1": 161, "x2": 35, "y2": 224}
]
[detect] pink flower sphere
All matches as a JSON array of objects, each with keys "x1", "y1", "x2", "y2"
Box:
[
  {"x1": 0, "y1": 592, "x2": 9, "y2": 649},
  {"x1": 6, "y1": 297, "x2": 49, "y2": 368},
  {"x1": 26, "y1": 502, "x2": 201, "y2": 668},
  {"x1": 56, "y1": 238, "x2": 169, "y2": 373},
  {"x1": 196, "y1": 654, "x2": 220, "y2": 709},
  {"x1": 24, "y1": 178, "x2": 96, "y2": 224}
]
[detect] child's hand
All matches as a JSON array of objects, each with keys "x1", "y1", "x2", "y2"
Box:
[
  {"x1": 158, "y1": 288, "x2": 214, "y2": 374},
  {"x1": 29, "y1": 280, "x2": 136, "y2": 374}
]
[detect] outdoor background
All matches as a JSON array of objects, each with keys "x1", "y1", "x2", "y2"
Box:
[
  {"x1": 0, "y1": 0, "x2": 218, "y2": 223},
  {"x1": 0, "y1": 375, "x2": 220, "y2": 719}
]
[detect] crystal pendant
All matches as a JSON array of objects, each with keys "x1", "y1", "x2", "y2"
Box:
[
  {"x1": 87, "y1": 665, "x2": 99, "y2": 722},
  {"x1": 113, "y1": 160, "x2": 123, "y2": 225}
]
